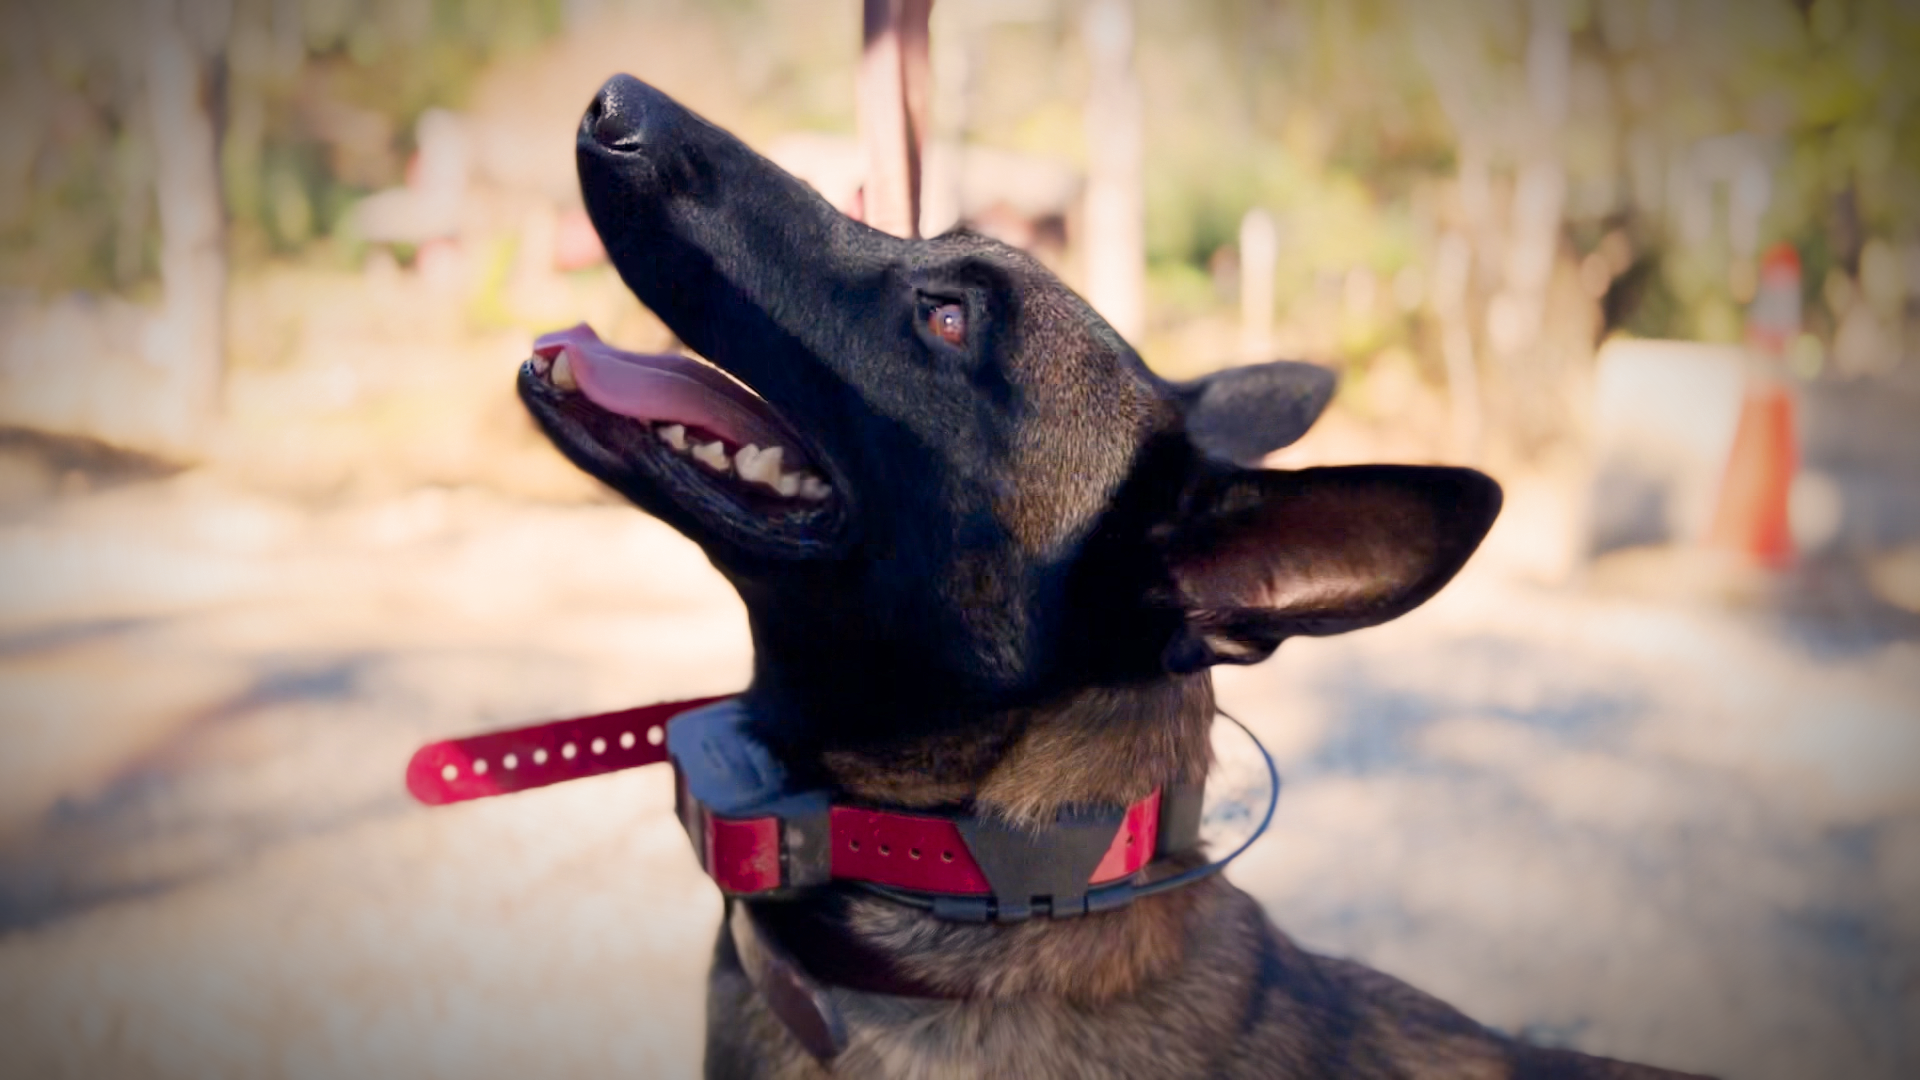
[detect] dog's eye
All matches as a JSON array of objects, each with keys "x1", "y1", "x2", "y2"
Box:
[{"x1": 928, "y1": 303, "x2": 966, "y2": 347}]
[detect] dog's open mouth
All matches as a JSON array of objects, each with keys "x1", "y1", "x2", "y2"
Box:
[{"x1": 522, "y1": 324, "x2": 844, "y2": 549}]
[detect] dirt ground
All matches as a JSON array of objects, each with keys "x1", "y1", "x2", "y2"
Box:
[{"x1": 1, "y1": 259, "x2": 1917, "y2": 1080}]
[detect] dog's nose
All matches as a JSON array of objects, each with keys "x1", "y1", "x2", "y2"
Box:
[{"x1": 583, "y1": 74, "x2": 653, "y2": 152}]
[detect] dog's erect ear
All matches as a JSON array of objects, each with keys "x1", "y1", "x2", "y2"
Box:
[
  {"x1": 1157, "y1": 465, "x2": 1501, "y2": 672},
  {"x1": 1170, "y1": 361, "x2": 1337, "y2": 466}
]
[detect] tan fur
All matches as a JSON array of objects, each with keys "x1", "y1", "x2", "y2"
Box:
[
  {"x1": 971, "y1": 678, "x2": 1212, "y2": 828},
  {"x1": 994, "y1": 288, "x2": 1162, "y2": 558},
  {"x1": 716, "y1": 680, "x2": 1707, "y2": 1080}
]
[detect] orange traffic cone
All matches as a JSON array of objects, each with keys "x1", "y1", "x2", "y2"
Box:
[{"x1": 1707, "y1": 380, "x2": 1797, "y2": 567}]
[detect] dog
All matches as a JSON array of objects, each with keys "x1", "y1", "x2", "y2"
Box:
[{"x1": 517, "y1": 74, "x2": 1705, "y2": 1080}]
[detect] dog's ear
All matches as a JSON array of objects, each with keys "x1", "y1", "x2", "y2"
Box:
[
  {"x1": 1170, "y1": 361, "x2": 1337, "y2": 466},
  {"x1": 1157, "y1": 464, "x2": 1501, "y2": 672}
]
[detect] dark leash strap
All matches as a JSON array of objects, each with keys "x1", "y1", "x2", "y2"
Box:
[{"x1": 727, "y1": 901, "x2": 852, "y2": 1062}]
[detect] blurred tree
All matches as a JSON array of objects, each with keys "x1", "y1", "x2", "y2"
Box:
[
  {"x1": 1, "y1": 0, "x2": 1910, "y2": 415},
  {"x1": 1101, "y1": 0, "x2": 1914, "y2": 451},
  {"x1": 0, "y1": 0, "x2": 565, "y2": 293}
]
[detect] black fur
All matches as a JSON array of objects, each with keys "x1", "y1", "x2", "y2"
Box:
[{"x1": 515, "y1": 75, "x2": 1702, "y2": 1080}]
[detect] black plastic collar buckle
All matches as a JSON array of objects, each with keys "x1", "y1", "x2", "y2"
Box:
[{"x1": 926, "y1": 781, "x2": 1205, "y2": 923}]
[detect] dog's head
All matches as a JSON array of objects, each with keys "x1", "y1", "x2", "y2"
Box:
[{"x1": 521, "y1": 77, "x2": 1499, "y2": 744}]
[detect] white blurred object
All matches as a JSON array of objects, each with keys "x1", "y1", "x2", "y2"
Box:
[
  {"x1": 1433, "y1": 231, "x2": 1481, "y2": 461},
  {"x1": 1081, "y1": 0, "x2": 1144, "y2": 341},
  {"x1": 926, "y1": 142, "x2": 1079, "y2": 223},
  {"x1": 504, "y1": 202, "x2": 574, "y2": 325},
  {"x1": 143, "y1": 0, "x2": 227, "y2": 444},
  {"x1": 1239, "y1": 209, "x2": 1276, "y2": 360},
  {"x1": 765, "y1": 133, "x2": 868, "y2": 216},
  {"x1": 1788, "y1": 469, "x2": 1845, "y2": 556},
  {"x1": 0, "y1": 292, "x2": 198, "y2": 456},
  {"x1": 349, "y1": 109, "x2": 470, "y2": 244},
  {"x1": 1589, "y1": 340, "x2": 1747, "y2": 552},
  {"x1": 1495, "y1": 159, "x2": 1565, "y2": 358}
]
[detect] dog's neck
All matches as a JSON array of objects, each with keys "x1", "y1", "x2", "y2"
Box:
[
  {"x1": 813, "y1": 675, "x2": 1216, "y2": 826},
  {"x1": 736, "y1": 674, "x2": 1222, "y2": 1006}
]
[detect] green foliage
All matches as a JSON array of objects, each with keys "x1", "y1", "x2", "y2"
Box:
[
  {"x1": 4, "y1": 0, "x2": 1911, "y2": 371},
  {"x1": 0, "y1": 0, "x2": 151, "y2": 292},
  {"x1": 1125, "y1": 0, "x2": 1465, "y2": 364},
  {"x1": 0, "y1": 0, "x2": 565, "y2": 292},
  {"x1": 223, "y1": 0, "x2": 564, "y2": 260},
  {"x1": 1124, "y1": 0, "x2": 1915, "y2": 364}
]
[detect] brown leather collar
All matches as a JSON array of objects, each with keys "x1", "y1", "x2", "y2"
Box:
[{"x1": 727, "y1": 897, "x2": 981, "y2": 1064}]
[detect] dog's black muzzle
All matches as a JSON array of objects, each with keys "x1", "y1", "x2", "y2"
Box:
[
  {"x1": 583, "y1": 73, "x2": 654, "y2": 153},
  {"x1": 576, "y1": 74, "x2": 722, "y2": 210}
]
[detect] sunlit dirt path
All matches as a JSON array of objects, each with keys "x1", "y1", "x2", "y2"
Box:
[{"x1": 1, "y1": 463, "x2": 1915, "y2": 1079}]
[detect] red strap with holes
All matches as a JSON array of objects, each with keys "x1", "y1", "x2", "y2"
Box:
[
  {"x1": 405, "y1": 696, "x2": 728, "y2": 805},
  {"x1": 821, "y1": 790, "x2": 1160, "y2": 894},
  {"x1": 406, "y1": 695, "x2": 1160, "y2": 899}
]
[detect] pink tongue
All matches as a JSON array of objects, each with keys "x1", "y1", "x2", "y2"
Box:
[{"x1": 533, "y1": 325, "x2": 807, "y2": 465}]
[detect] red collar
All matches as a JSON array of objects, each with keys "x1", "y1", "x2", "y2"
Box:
[{"x1": 406, "y1": 695, "x2": 1203, "y2": 922}]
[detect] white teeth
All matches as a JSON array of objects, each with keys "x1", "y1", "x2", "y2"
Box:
[
  {"x1": 531, "y1": 354, "x2": 551, "y2": 376},
  {"x1": 650, "y1": 427, "x2": 829, "y2": 503},
  {"x1": 549, "y1": 351, "x2": 578, "y2": 391},
  {"x1": 691, "y1": 440, "x2": 731, "y2": 473},
  {"x1": 735, "y1": 445, "x2": 786, "y2": 488}
]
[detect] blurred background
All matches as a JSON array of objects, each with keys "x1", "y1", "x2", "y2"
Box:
[{"x1": 0, "y1": 0, "x2": 1916, "y2": 1076}]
